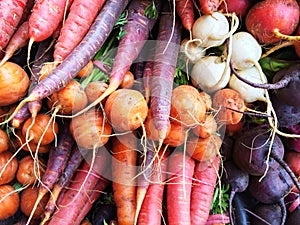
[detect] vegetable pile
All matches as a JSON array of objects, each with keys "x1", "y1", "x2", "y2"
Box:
[{"x1": 0, "y1": 0, "x2": 300, "y2": 224}]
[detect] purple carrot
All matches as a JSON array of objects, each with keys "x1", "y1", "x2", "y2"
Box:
[
  {"x1": 6, "y1": 0, "x2": 130, "y2": 122},
  {"x1": 150, "y1": 1, "x2": 182, "y2": 142},
  {"x1": 143, "y1": 61, "x2": 153, "y2": 104},
  {"x1": 131, "y1": 61, "x2": 145, "y2": 93},
  {"x1": 41, "y1": 145, "x2": 85, "y2": 224},
  {"x1": 26, "y1": 119, "x2": 75, "y2": 223},
  {"x1": 65, "y1": 0, "x2": 162, "y2": 117},
  {"x1": 11, "y1": 37, "x2": 54, "y2": 128},
  {"x1": 48, "y1": 148, "x2": 111, "y2": 225}
]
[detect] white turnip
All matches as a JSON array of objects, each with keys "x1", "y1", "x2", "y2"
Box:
[
  {"x1": 229, "y1": 66, "x2": 267, "y2": 103},
  {"x1": 191, "y1": 55, "x2": 231, "y2": 93},
  {"x1": 191, "y1": 12, "x2": 239, "y2": 48}
]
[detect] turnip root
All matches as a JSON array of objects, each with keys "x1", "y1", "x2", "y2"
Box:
[
  {"x1": 229, "y1": 66, "x2": 267, "y2": 103},
  {"x1": 230, "y1": 31, "x2": 262, "y2": 70},
  {"x1": 180, "y1": 38, "x2": 206, "y2": 64},
  {"x1": 191, "y1": 55, "x2": 231, "y2": 93},
  {"x1": 191, "y1": 12, "x2": 239, "y2": 48}
]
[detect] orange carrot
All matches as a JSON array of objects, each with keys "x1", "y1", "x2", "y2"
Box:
[
  {"x1": 198, "y1": 0, "x2": 220, "y2": 15},
  {"x1": 111, "y1": 132, "x2": 138, "y2": 225},
  {"x1": 175, "y1": 0, "x2": 195, "y2": 31}
]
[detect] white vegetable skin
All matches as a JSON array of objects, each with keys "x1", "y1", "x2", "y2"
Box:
[
  {"x1": 191, "y1": 55, "x2": 230, "y2": 93},
  {"x1": 231, "y1": 31, "x2": 262, "y2": 70},
  {"x1": 192, "y1": 12, "x2": 230, "y2": 48},
  {"x1": 180, "y1": 38, "x2": 206, "y2": 64},
  {"x1": 229, "y1": 66, "x2": 267, "y2": 103}
]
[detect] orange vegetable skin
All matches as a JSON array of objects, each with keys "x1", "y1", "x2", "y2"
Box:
[
  {"x1": 77, "y1": 60, "x2": 94, "y2": 78},
  {"x1": 111, "y1": 132, "x2": 137, "y2": 225},
  {"x1": 163, "y1": 122, "x2": 188, "y2": 147},
  {"x1": 212, "y1": 88, "x2": 245, "y2": 125},
  {"x1": 0, "y1": 151, "x2": 18, "y2": 185},
  {"x1": 104, "y1": 89, "x2": 148, "y2": 132},
  {"x1": 144, "y1": 109, "x2": 171, "y2": 141},
  {"x1": 0, "y1": 129, "x2": 9, "y2": 153},
  {"x1": 48, "y1": 79, "x2": 88, "y2": 114},
  {"x1": 192, "y1": 114, "x2": 218, "y2": 138},
  {"x1": 22, "y1": 113, "x2": 59, "y2": 145},
  {"x1": 120, "y1": 71, "x2": 135, "y2": 89},
  {"x1": 15, "y1": 130, "x2": 52, "y2": 153},
  {"x1": 16, "y1": 155, "x2": 45, "y2": 185},
  {"x1": 70, "y1": 108, "x2": 112, "y2": 149},
  {"x1": 20, "y1": 186, "x2": 50, "y2": 219},
  {"x1": 85, "y1": 80, "x2": 108, "y2": 104},
  {"x1": 186, "y1": 134, "x2": 222, "y2": 162},
  {"x1": 0, "y1": 184, "x2": 20, "y2": 220},
  {"x1": 170, "y1": 85, "x2": 206, "y2": 127},
  {"x1": 0, "y1": 62, "x2": 30, "y2": 106}
]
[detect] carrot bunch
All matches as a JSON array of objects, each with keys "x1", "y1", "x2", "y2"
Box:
[{"x1": 1, "y1": 0, "x2": 300, "y2": 224}]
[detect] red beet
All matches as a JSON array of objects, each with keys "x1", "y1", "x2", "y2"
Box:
[{"x1": 245, "y1": 0, "x2": 300, "y2": 44}]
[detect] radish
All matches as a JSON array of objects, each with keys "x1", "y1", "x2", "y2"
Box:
[
  {"x1": 245, "y1": 0, "x2": 300, "y2": 44},
  {"x1": 191, "y1": 55, "x2": 231, "y2": 93},
  {"x1": 191, "y1": 11, "x2": 239, "y2": 48}
]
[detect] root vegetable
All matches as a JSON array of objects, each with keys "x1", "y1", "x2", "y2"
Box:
[
  {"x1": 186, "y1": 134, "x2": 222, "y2": 162},
  {"x1": 212, "y1": 88, "x2": 246, "y2": 125},
  {"x1": 0, "y1": 184, "x2": 20, "y2": 220},
  {"x1": 70, "y1": 108, "x2": 112, "y2": 149},
  {"x1": 192, "y1": 12, "x2": 230, "y2": 48},
  {"x1": 191, "y1": 56, "x2": 231, "y2": 93},
  {"x1": 245, "y1": 0, "x2": 300, "y2": 44},
  {"x1": 16, "y1": 155, "x2": 45, "y2": 185},
  {"x1": 22, "y1": 113, "x2": 59, "y2": 146},
  {"x1": 0, "y1": 129, "x2": 9, "y2": 153},
  {"x1": 229, "y1": 66, "x2": 267, "y2": 103},
  {"x1": 20, "y1": 186, "x2": 50, "y2": 219},
  {"x1": 0, "y1": 151, "x2": 18, "y2": 185},
  {"x1": 0, "y1": 62, "x2": 30, "y2": 106},
  {"x1": 104, "y1": 89, "x2": 148, "y2": 132},
  {"x1": 170, "y1": 85, "x2": 206, "y2": 127}
]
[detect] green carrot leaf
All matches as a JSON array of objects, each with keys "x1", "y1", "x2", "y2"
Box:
[{"x1": 145, "y1": 0, "x2": 158, "y2": 19}]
